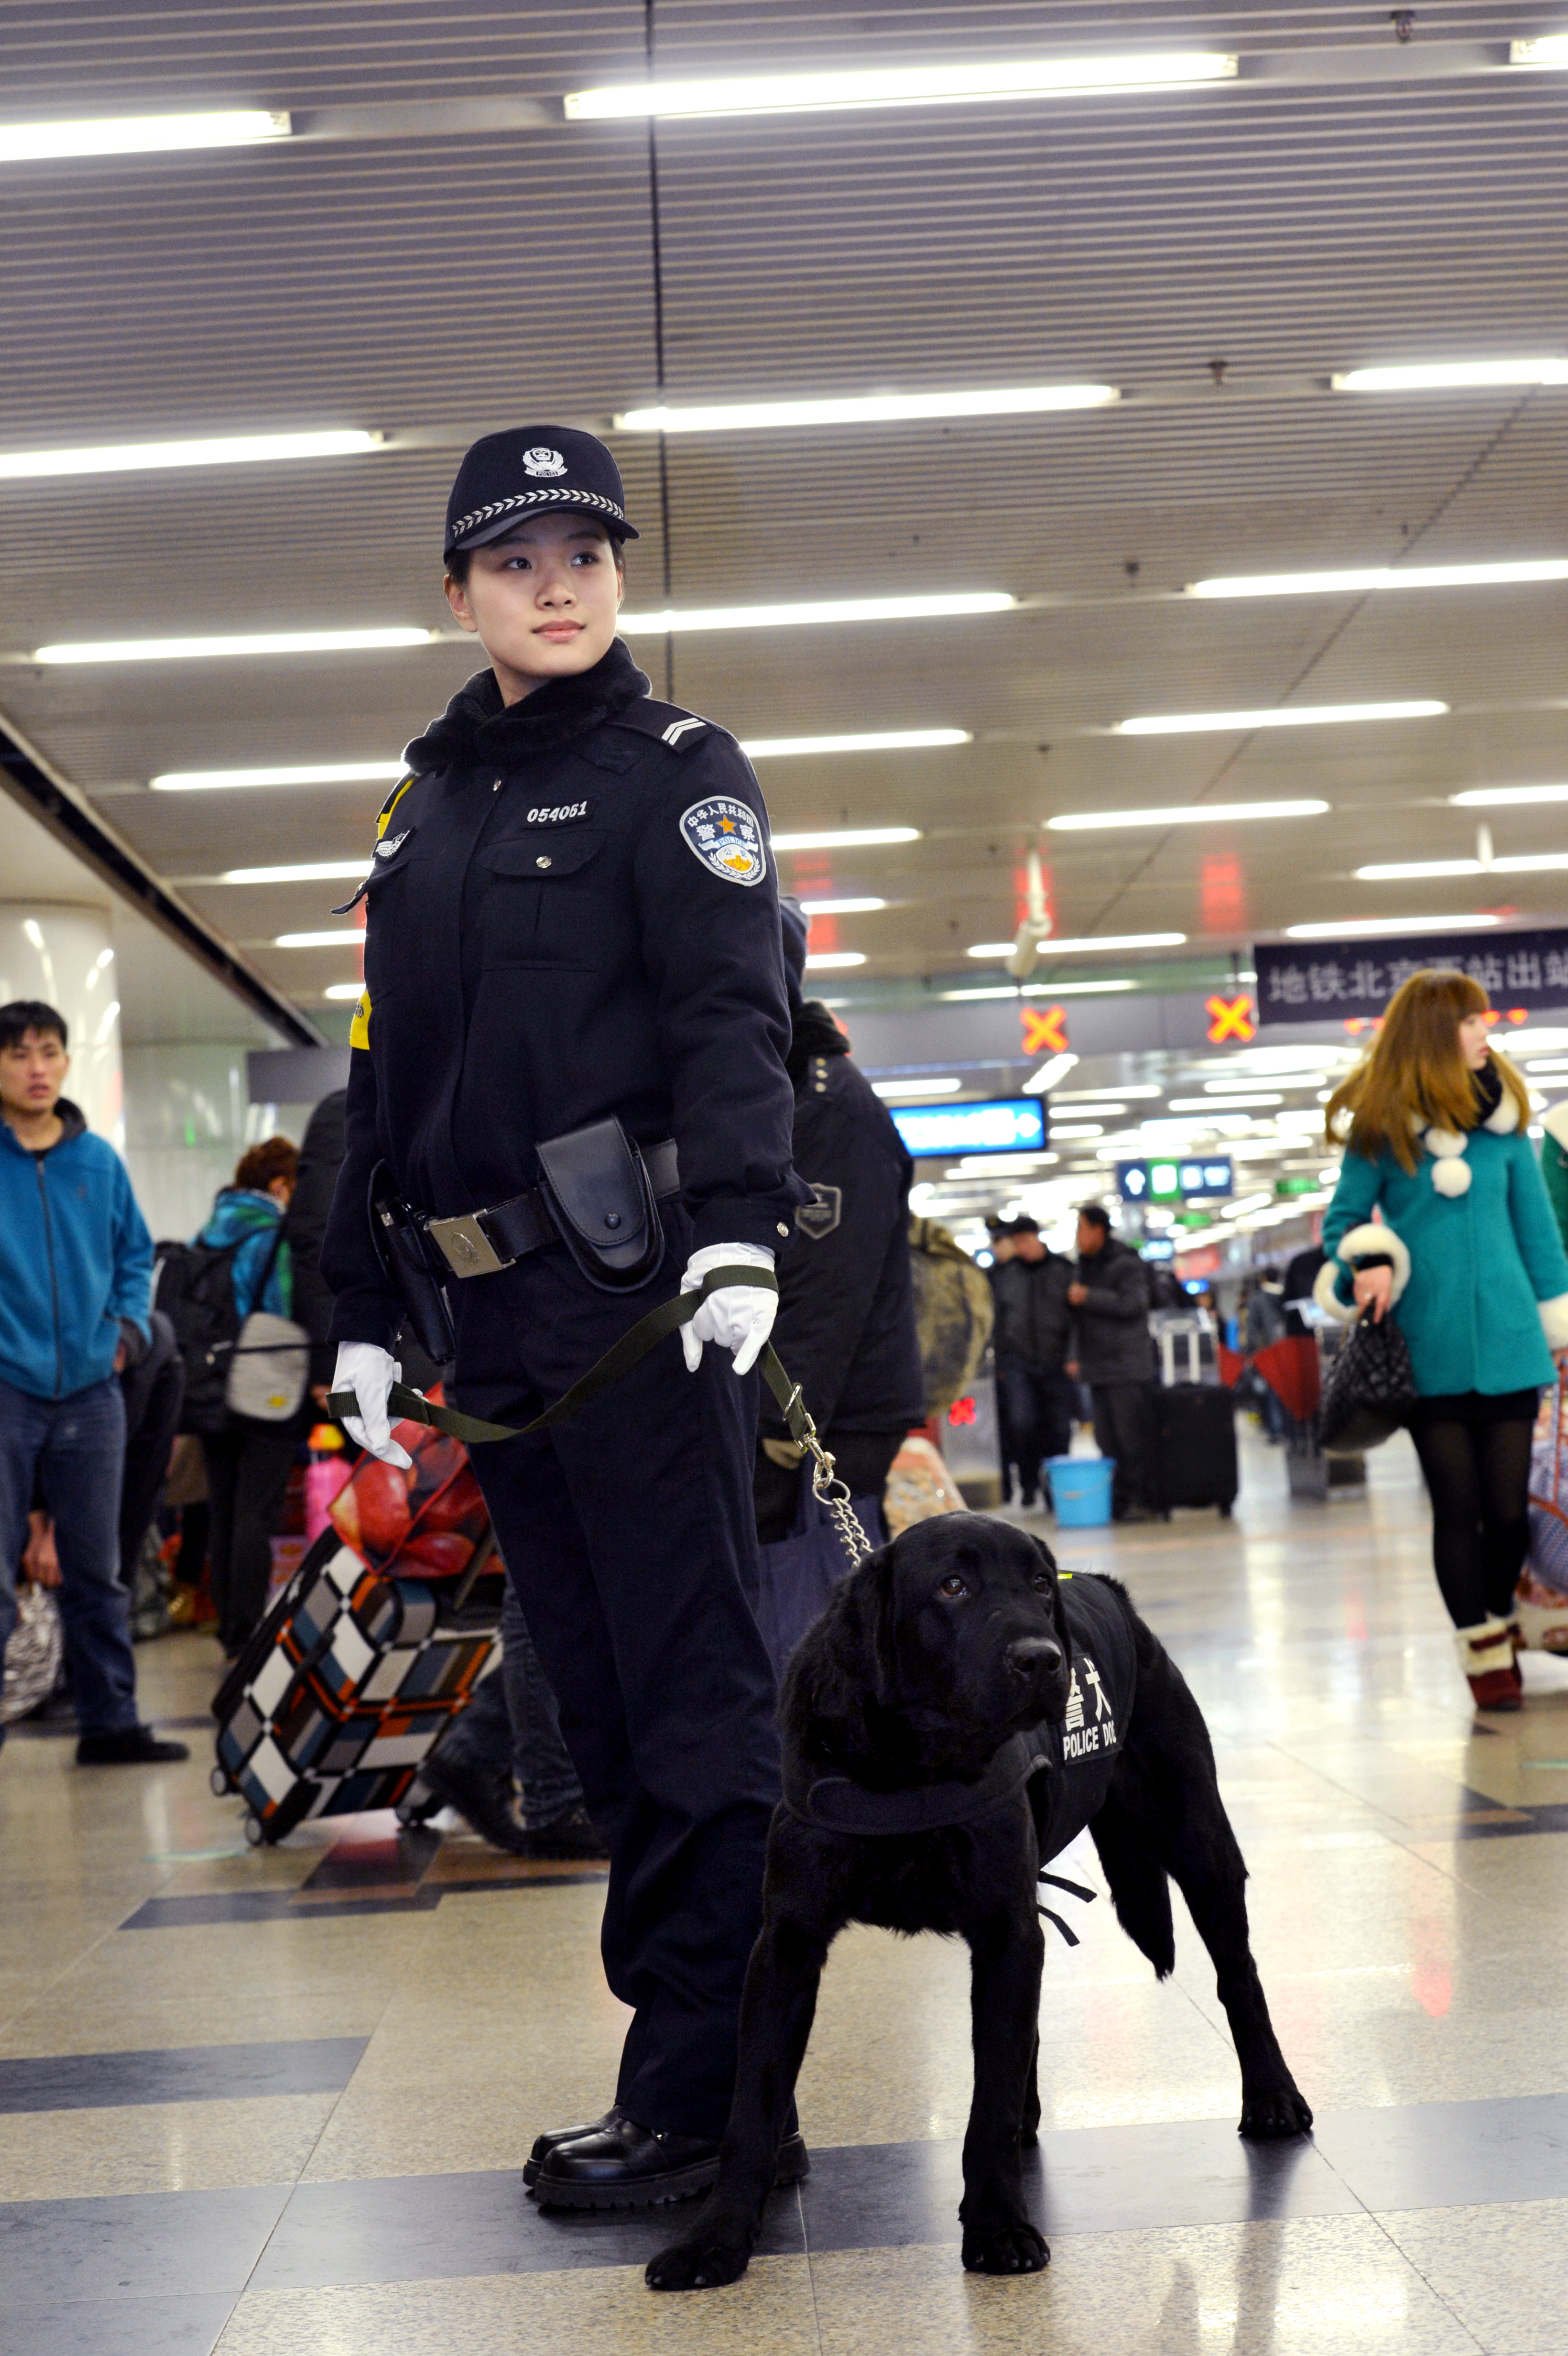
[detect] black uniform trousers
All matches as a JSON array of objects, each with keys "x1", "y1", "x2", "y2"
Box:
[{"x1": 450, "y1": 1206, "x2": 781, "y2": 2140}]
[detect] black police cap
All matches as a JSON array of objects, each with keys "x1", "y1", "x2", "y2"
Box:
[{"x1": 444, "y1": 426, "x2": 640, "y2": 559}]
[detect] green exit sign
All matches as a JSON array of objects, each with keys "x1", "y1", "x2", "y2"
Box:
[{"x1": 1274, "y1": 1176, "x2": 1321, "y2": 1198}]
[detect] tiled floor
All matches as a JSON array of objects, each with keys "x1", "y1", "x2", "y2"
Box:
[{"x1": 5, "y1": 1426, "x2": 1568, "y2": 2355}]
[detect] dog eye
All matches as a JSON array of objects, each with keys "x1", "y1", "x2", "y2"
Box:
[
  {"x1": 1031, "y1": 1571, "x2": 1055, "y2": 1592},
  {"x1": 937, "y1": 1573, "x2": 969, "y2": 1600}
]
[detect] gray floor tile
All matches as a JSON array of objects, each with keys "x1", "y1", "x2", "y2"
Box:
[
  {"x1": 0, "y1": 2037, "x2": 368, "y2": 2114},
  {"x1": 1313, "y1": 2093, "x2": 1568, "y2": 2212},
  {"x1": 800, "y1": 2119, "x2": 1357, "y2": 2250},
  {"x1": 0, "y1": 2185, "x2": 291, "y2": 2301},
  {"x1": 0, "y1": 2294, "x2": 235, "y2": 2356},
  {"x1": 248, "y1": 2165, "x2": 808, "y2": 2288}
]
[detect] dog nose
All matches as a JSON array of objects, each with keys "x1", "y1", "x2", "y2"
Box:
[{"x1": 1006, "y1": 1637, "x2": 1063, "y2": 1680}]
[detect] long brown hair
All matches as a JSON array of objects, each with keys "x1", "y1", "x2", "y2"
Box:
[{"x1": 1324, "y1": 968, "x2": 1531, "y2": 1171}]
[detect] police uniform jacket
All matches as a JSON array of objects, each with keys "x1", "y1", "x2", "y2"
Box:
[
  {"x1": 320, "y1": 641, "x2": 805, "y2": 1350},
  {"x1": 764, "y1": 1001, "x2": 926, "y2": 1439}
]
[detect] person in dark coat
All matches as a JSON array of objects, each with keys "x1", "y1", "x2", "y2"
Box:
[
  {"x1": 117, "y1": 1309, "x2": 184, "y2": 1602},
  {"x1": 987, "y1": 1216, "x2": 1077, "y2": 1508},
  {"x1": 324, "y1": 426, "x2": 809, "y2": 2209},
  {"x1": 753, "y1": 909, "x2": 925, "y2": 1544},
  {"x1": 1067, "y1": 1203, "x2": 1161, "y2": 1521}
]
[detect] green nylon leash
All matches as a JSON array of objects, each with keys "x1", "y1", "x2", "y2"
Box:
[{"x1": 326, "y1": 1262, "x2": 872, "y2": 1566}]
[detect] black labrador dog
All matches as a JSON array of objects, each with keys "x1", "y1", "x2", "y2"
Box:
[{"x1": 647, "y1": 1513, "x2": 1311, "y2": 2291}]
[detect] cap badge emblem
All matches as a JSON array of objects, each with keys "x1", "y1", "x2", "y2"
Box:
[{"x1": 523, "y1": 447, "x2": 568, "y2": 477}]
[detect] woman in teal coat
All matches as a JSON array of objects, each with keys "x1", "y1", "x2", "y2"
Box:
[{"x1": 1319, "y1": 969, "x2": 1568, "y2": 1710}]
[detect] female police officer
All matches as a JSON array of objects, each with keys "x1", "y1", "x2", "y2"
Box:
[{"x1": 322, "y1": 427, "x2": 808, "y2": 2209}]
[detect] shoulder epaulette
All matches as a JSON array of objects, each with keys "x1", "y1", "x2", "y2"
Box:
[{"x1": 610, "y1": 698, "x2": 715, "y2": 752}]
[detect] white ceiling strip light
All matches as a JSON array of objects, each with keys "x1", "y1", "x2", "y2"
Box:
[
  {"x1": 152, "y1": 761, "x2": 405, "y2": 791},
  {"x1": 1047, "y1": 799, "x2": 1328, "y2": 831},
  {"x1": 0, "y1": 110, "x2": 291, "y2": 164},
  {"x1": 1284, "y1": 915, "x2": 1500, "y2": 938},
  {"x1": 617, "y1": 386, "x2": 1118, "y2": 431},
  {"x1": 1117, "y1": 701, "x2": 1446, "y2": 736},
  {"x1": 771, "y1": 827, "x2": 921, "y2": 851},
  {"x1": 0, "y1": 430, "x2": 381, "y2": 480},
  {"x1": 967, "y1": 931, "x2": 1187, "y2": 957},
  {"x1": 620, "y1": 593, "x2": 1013, "y2": 634},
  {"x1": 1189, "y1": 561, "x2": 1568, "y2": 598},
  {"x1": 1332, "y1": 359, "x2": 1568, "y2": 392},
  {"x1": 35, "y1": 629, "x2": 437, "y2": 664},
  {"x1": 742, "y1": 729, "x2": 969, "y2": 757},
  {"x1": 566, "y1": 54, "x2": 1236, "y2": 121}
]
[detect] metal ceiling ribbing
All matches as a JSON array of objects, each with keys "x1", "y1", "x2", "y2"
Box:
[{"x1": 1, "y1": 0, "x2": 1568, "y2": 1020}]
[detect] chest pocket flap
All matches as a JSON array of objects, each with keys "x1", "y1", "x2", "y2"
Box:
[
  {"x1": 483, "y1": 831, "x2": 603, "y2": 879},
  {"x1": 333, "y1": 823, "x2": 420, "y2": 913}
]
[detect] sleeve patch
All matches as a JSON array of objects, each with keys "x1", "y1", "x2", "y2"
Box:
[{"x1": 679, "y1": 796, "x2": 767, "y2": 887}]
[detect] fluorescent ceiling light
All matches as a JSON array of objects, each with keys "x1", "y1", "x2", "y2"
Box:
[
  {"x1": 954, "y1": 1153, "x2": 1056, "y2": 1173},
  {"x1": 741, "y1": 729, "x2": 969, "y2": 757},
  {"x1": 0, "y1": 110, "x2": 290, "y2": 165},
  {"x1": 772, "y1": 826, "x2": 921, "y2": 851},
  {"x1": 1051, "y1": 1123, "x2": 1105, "y2": 1138},
  {"x1": 1170, "y1": 1093, "x2": 1284, "y2": 1109},
  {"x1": 1512, "y1": 36, "x2": 1568, "y2": 65},
  {"x1": 967, "y1": 931, "x2": 1187, "y2": 957},
  {"x1": 0, "y1": 429, "x2": 380, "y2": 481},
  {"x1": 36, "y1": 628, "x2": 436, "y2": 665},
  {"x1": 1045, "y1": 1103, "x2": 1127, "y2": 1119},
  {"x1": 323, "y1": 982, "x2": 365, "y2": 1002},
  {"x1": 220, "y1": 861, "x2": 365, "y2": 884},
  {"x1": 618, "y1": 388, "x2": 1116, "y2": 433},
  {"x1": 1451, "y1": 783, "x2": 1568, "y2": 807},
  {"x1": 1047, "y1": 798, "x2": 1328, "y2": 831},
  {"x1": 804, "y1": 951, "x2": 866, "y2": 971},
  {"x1": 870, "y1": 1076, "x2": 963, "y2": 1098},
  {"x1": 1526, "y1": 1059, "x2": 1568, "y2": 1076},
  {"x1": 274, "y1": 930, "x2": 365, "y2": 949},
  {"x1": 152, "y1": 760, "x2": 404, "y2": 792},
  {"x1": 1202, "y1": 1080, "x2": 1289, "y2": 1096},
  {"x1": 1117, "y1": 701, "x2": 1446, "y2": 736},
  {"x1": 1357, "y1": 853, "x2": 1568, "y2": 880},
  {"x1": 1333, "y1": 359, "x2": 1568, "y2": 392},
  {"x1": 1021, "y1": 1051, "x2": 1079, "y2": 1096},
  {"x1": 620, "y1": 592, "x2": 1013, "y2": 635},
  {"x1": 1058, "y1": 1083, "x2": 1164, "y2": 1102},
  {"x1": 1284, "y1": 914, "x2": 1500, "y2": 939},
  {"x1": 938, "y1": 979, "x2": 1139, "y2": 999},
  {"x1": 797, "y1": 896, "x2": 887, "y2": 916},
  {"x1": 566, "y1": 53, "x2": 1236, "y2": 121},
  {"x1": 1189, "y1": 562, "x2": 1568, "y2": 599}
]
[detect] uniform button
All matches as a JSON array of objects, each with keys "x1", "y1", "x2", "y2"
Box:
[
  {"x1": 493, "y1": 777, "x2": 503, "y2": 789},
  {"x1": 604, "y1": 1211, "x2": 622, "y2": 1230},
  {"x1": 777, "y1": 1223, "x2": 789, "y2": 1236},
  {"x1": 536, "y1": 855, "x2": 552, "y2": 869}
]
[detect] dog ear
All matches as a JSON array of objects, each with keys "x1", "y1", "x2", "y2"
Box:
[{"x1": 788, "y1": 1545, "x2": 897, "y2": 1767}]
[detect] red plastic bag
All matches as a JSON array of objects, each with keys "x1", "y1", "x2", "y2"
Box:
[{"x1": 328, "y1": 1385, "x2": 488, "y2": 1578}]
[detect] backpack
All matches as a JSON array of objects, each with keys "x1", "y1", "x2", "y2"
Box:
[
  {"x1": 907, "y1": 1217, "x2": 995, "y2": 1416},
  {"x1": 153, "y1": 1237, "x2": 249, "y2": 1435}
]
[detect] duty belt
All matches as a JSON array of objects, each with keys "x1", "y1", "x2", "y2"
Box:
[{"x1": 420, "y1": 1137, "x2": 681, "y2": 1278}]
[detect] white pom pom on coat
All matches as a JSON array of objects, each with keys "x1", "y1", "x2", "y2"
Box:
[{"x1": 1431, "y1": 1156, "x2": 1472, "y2": 1197}]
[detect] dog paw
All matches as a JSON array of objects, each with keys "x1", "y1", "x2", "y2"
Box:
[
  {"x1": 961, "y1": 2222, "x2": 1050, "y2": 2275},
  {"x1": 1239, "y1": 2084, "x2": 1314, "y2": 2140},
  {"x1": 645, "y1": 2235, "x2": 751, "y2": 2292}
]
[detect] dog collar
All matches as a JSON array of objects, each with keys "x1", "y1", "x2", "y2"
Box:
[{"x1": 781, "y1": 1728, "x2": 1049, "y2": 1838}]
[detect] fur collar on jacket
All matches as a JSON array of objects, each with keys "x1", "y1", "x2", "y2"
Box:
[{"x1": 403, "y1": 639, "x2": 649, "y2": 774}]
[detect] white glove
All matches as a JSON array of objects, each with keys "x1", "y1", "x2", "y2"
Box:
[
  {"x1": 332, "y1": 1341, "x2": 413, "y2": 1468},
  {"x1": 680, "y1": 1243, "x2": 777, "y2": 1377}
]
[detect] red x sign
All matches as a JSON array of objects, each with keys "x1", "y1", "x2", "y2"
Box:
[
  {"x1": 1205, "y1": 993, "x2": 1256, "y2": 1045},
  {"x1": 1021, "y1": 1003, "x2": 1069, "y2": 1056}
]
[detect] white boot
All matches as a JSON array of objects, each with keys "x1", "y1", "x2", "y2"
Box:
[{"x1": 1454, "y1": 1619, "x2": 1522, "y2": 1710}]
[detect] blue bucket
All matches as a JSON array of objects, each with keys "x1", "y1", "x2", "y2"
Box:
[{"x1": 1046, "y1": 1455, "x2": 1115, "y2": 1528}]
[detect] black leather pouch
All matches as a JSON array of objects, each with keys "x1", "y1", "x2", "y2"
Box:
[
  {"x1": 536, "y1": 1118, "x2": 665, "y2": 1292},
  {"x1": 369, "y1": 1166, "x2": 458, "y2": 1363}
]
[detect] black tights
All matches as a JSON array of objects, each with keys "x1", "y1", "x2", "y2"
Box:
[{"x1": 1410, "y1": 1416, "x2": 1534, "y2": 1628}]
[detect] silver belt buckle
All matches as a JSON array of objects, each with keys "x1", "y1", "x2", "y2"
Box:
[{"x1": 425, "y1": 1210, "x2": 509, "y2": 1278}]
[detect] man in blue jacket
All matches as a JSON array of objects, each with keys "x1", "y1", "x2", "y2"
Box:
[{"x1": 0, "y1": 1000, "x2": 188, "y2": 1764}]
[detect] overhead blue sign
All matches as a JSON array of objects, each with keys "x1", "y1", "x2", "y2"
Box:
[
  {"x1": 1115, "y1": 1157, "x2": 1233, "y2": 1201},
  {"x1": 891, "y1": 1097, "x2": 1048, "y2": 1158}
]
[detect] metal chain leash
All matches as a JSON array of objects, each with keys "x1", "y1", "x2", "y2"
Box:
[{"x1": 780, "y1": 1381, "x2": 875, "y2": 1568}]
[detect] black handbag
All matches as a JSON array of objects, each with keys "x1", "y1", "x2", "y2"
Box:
[
  {"x1": 756, "y1": 1472, "x2": 886, "y2": 1678},
  {"x1": 1319, "y1": 1310, "x2": 1416, "y2": 1454}
]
